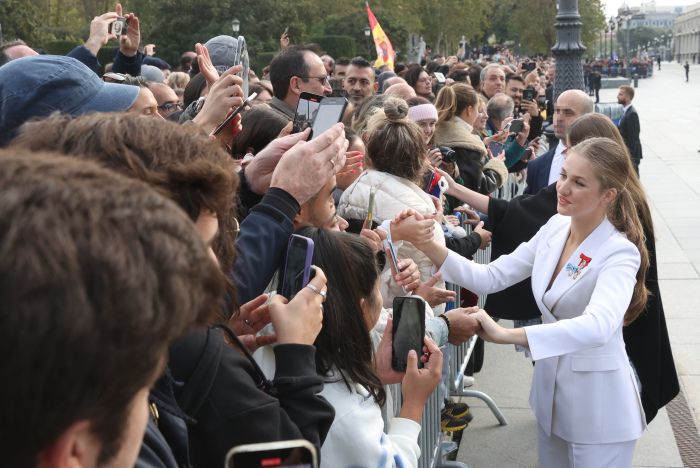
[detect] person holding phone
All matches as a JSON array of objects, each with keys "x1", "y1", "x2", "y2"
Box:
[
  {"x1": 295, "y1": 227, "x2": 443, "y2": 468},
  {"x1": 398, "y1": 138, "x2": 650, "y2": 467},
  {"x1": 433, "y1": 83, "x2": 508, "y2": 194}
]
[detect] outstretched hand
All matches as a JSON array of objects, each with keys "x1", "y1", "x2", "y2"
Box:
[{"x1": 414, "y1": 272, "x2": 456, "y2": 307}]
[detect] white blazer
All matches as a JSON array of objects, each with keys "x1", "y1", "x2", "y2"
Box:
[{"x1": 439, "y1": 214, "x2": 647, "y2": 444}]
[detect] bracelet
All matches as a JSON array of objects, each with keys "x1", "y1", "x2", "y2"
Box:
[{"x1": 438, "y1": 313, "x2": 451, "y2": 333}]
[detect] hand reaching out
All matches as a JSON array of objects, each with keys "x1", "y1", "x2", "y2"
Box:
[
  {"x1": 414, "y1": 272, "x2": 456, "y2": 307},
  {"x1": 230, "y1": 294, "x2": 276, "y2": 352},
  {"x1": 473, "y1": 221, "x2": 492, "y2": 249}
]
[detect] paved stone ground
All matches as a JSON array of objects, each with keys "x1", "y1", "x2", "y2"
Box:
[{"x1": 455, "y1": 61, "x2": 700, "y2": 468}]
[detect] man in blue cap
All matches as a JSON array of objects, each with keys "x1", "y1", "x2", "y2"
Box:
[{"x1": 0, "y1": 55, "x2": 143, "y2": 146}]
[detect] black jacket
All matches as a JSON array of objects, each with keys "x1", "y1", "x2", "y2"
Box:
[
  {"x1": 618, "y1": 105, "x2": 643, "y2": 160},
  {"x1": 484, "y1": 183, "x2": 678, "y2": 422},
  {"x1": 169, "y1": 329, "x2": 334, "y2": 467},
  {"x1": 138, "y1": 328, "x2": 335, "y2": 468}
]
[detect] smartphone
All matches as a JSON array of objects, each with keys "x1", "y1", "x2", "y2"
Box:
[
  {"x1": 383, "y1": 239, "x2": 401, "y2": 276},
  {"x1": 433, "y1": 72, "x2": 446, "y2": 84},
  {"x1": 488, "y1": 141, "x2": 504, "y2": 157},
  {"x1": 310, "y1": 96, "x2": 348, "y2": 139},
  {"x1": 522, "y1": 87, "x2": 536, "y2": 102},
  {"x1": 363, "y1": 186, "x2": 377, "y2": 230},
  {"x1": 283, "y1": 26, "x2": 289, "y2": 35},
  {"x1": 110, "y1": 17, "x2": 128, "y2": 36},
  {"x1": 225, "y1": 439, "x2": 317, "y2": 468},
  {"x1": 292, "y1": 92, "x2": 323, "y2": 134},
  {"x1": 391, "y1": 296, "x2": 425, "y2": 372},
  {"x1": 278, "y1": 235, "x2": 314, "y2": 300},
  {"x1": 523, "y1": 62, "x2": 536, "y2": 71},
  {"x1": 508, "y1": 118, "x2": 524, "y2": 134},
  {"x1": 211, "y1": 92, "x2": 258, "y2": 136}
]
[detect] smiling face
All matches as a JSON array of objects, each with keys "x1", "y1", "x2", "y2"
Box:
[{"x1": 556, "y1": 150, "x2": 615, "y2": 221}]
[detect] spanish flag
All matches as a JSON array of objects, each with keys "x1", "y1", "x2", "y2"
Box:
[{"x1": 366, "y1": 3, "x2": 395, "y2": 71}]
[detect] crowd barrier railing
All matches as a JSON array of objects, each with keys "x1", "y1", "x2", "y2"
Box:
[{"x1": 383, "y1": 174, "x2": 526, "y2": 467}]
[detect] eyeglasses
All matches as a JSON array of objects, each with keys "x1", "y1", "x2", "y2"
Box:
[
  {"x1": 158, "y1": 102, "x2": 182, "y2": 112},
  {"x1": 417, "y1": 78, "x2": 432, "y2": 84},
  {"x1": 298, "y1": 75, "x2": 330, "y2": 85}
]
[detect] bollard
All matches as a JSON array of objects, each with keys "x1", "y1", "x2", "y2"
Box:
[{"x1": 633, "y1": 73, "x2": 639, "y2": 88}]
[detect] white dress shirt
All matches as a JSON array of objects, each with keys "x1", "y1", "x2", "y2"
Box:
[{"x1": 547, "y1": 141, "x2": 567, "y2": 186}]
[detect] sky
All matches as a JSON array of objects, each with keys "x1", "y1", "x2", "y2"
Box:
[{"x1": 604, "y1": 0, "x2": 699, "y2": 17}]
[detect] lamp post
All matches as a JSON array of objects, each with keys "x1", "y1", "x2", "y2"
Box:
[
  {"x1": 551, "y1": 0, "x2": 586, "y2": 101},
  {"x1": 231, "y1": 18, "x2": 240, "y2": 37},
  {"x1": 604, "y1": 25, "x2": 609, "y2": 59},
  {"x1": 364, "y1": 26, "x2": 371, "y2": 57},
  {"x1": 609, "y1": 17, "x2": 616, "y2": 61}
]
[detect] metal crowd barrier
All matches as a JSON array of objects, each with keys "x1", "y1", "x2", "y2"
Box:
[{"x1": 382, "y1": 175, "x2": 525, "y2": 467}]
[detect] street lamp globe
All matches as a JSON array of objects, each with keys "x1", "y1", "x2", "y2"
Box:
[
  {"x1": 364, "y1": 26, "x2": 371, "y2": 38},
  {"x1": 231, "y1": 18, "x2": 240, "y2": 35}
]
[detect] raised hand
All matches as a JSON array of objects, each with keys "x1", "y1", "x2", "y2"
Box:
[{"x1": 195, "y1": 42, "x2": 220, "y2": 87}]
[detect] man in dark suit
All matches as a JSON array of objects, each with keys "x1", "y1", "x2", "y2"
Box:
[
  {"x1": 617, "y1": 85, "x2": 642, "y2": 175},
  {"x1": 525, "y1": 89, "x2": 593, "y2": 194}
]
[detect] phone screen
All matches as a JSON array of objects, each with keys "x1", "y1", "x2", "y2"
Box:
[
  {"x1": 292, "y1": 93, "x2": 322, "y2": 134},
  {"x1": 311, "y1": 98, "x2": 348, "y2": 139},
  {"x1": 488, "y1": 141, "x2": 504, "y2": 157},
  {"x1": 433, "y1": 72, "x2": 446, "y2": 83},
  {"x1": 278, "y1": 235, "x2": 314, "y2": 300},
  {"x1": 228, "y1": 445, "x2": 315, "y2": 468},
  {"x1": 508, "y1": 119, "x2": 524, "y2": 134},
  {"x1": 522, "y1": 88, "x2": 536, "y2": 102},
  {"x1": 383, "y1": 239, "x2": 400, "y2": 276},
  {"x1": 391, "y1": 297, "x2": 425, "y2": 371}
]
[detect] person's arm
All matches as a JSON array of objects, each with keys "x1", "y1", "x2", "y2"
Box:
[
  {"x1": 438, "y1": 168, "x2": 490, "y2": 213},
  {"x1": 67, "y1": 11, "x2": 119, "y2": 71},
  {"x1": 411, "y1": 217, "x2": 544, "y2": 290},
  {"x1": 232, "y1": 187, "x2": 298, "y2": 304},
  {"x1": 504, "y1": 137, "x2": 527, "y2": 169},
  {"x1": 470, "y1": 240, "x2": 640, "y2": 357}
]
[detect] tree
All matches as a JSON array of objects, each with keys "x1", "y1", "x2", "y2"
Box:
[{"x1": 506, "y1": 0, "x2": 605, "y2": 55}]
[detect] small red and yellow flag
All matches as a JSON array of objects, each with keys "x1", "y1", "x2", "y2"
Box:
[{"x1": 366, "y1": 3, "x2": 395, "y2": 71}]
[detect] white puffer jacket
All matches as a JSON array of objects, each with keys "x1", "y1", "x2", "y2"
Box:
[{"x1": 338, "y1": 169, "x2": 445, "y2": 314}]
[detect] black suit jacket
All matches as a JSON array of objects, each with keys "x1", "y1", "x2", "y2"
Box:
[
  {"x1": 619, "y1": 105, "x2": 643, "y2": 160},
  {"x1": 485, "y1": 184, "x2": 679, "y2": 423},
  {"x1": 524, "y1": 146, "x2": 556, "y2": 195}
]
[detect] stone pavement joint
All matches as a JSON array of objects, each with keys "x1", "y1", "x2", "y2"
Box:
[{"x1": 667, "y1": 388, "x2": 700, "y2": 467}]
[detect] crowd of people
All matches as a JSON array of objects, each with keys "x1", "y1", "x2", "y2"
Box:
[{"x1": 0, "y1": 3, "x2": 680, "y2": 468}]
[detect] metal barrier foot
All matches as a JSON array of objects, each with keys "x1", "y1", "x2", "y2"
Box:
[{"x1": 453, "y1": 389, "x2": 508, "y2": 425}]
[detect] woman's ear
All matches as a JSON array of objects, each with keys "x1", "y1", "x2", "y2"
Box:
[{"x1": 602, "y1": 187, "x2": 618, "y2": 205}]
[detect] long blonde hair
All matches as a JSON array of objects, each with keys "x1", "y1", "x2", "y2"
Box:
[
  {"x1": 567, "y1": 113, "x2": 653, "y2": 242},
  {"x1": 571, "y1": 137, "x2": 649, "y2": 324}
]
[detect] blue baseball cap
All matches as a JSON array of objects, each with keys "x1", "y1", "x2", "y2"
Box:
[{"x1": 0, "y1": 55, "x2": 139, "y2": 146}]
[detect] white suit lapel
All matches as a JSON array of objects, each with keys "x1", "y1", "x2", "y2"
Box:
[
  {"x1": 544, "y1": 217, "x2": 615, "y2": 311},
  {"x1": 532, "y1": 219, "x2": 570, "y2": 314}
]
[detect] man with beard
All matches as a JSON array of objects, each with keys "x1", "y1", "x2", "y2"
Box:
[{"x1": 342, "y1": 57, "x2": 377, "y2": 106}]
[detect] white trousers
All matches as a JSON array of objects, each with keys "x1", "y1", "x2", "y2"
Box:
[{"x1": 538, "y1": 424, "x2": 637, "y2": 468}]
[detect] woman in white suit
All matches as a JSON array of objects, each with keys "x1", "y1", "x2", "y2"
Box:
[{"x1": 399, "y1": 137, "x2": 650, "y2": 467}]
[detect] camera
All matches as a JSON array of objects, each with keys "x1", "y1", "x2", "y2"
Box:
[
  {"x1": 522, "y1": 86, "x2": 536, "y2": 102},
  {"x1": 110, "y1": 17, "x2": 128, "y2": 37},
  {"x1": 438, "y1": 146, "x2": 456, "y2": 163}
]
